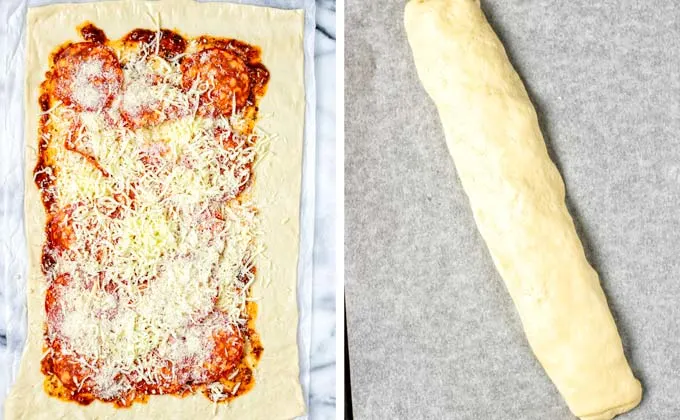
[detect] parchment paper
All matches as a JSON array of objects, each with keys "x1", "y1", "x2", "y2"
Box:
[
  {"x1": 0, "y1": 0, "x2": 316, "y2": 418},
  {"x1": 345, "y1": 1, "x2": 680, "y2": 418}
]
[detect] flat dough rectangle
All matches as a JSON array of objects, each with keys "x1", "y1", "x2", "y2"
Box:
[{"x1": 6, "y1": 1, "x2": 306, "y2": 419}]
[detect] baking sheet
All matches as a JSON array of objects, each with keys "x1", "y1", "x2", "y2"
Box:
[
  {"x1": 0, "y1": 0, "x2": 316, "y2": 418},
  {"x1": 345, "y1": 0, "x2": 680, "y2": 418}
]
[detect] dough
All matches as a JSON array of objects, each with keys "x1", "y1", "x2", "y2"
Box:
[
  {"x1": 5, "y1": 0, "x2": 305, "y2": 419},
  {"x1": 404, "y1": 1, "x2": 642, "y2": 419}
]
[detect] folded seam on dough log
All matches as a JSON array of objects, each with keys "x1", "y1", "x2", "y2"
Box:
[{"x1": 404, "y1": 1, "x2": 642, "y2": 419}]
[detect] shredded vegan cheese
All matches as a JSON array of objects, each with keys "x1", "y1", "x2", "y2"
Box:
[{"x1": 39, "y1": 27, "x2": 270, "y2": 402}]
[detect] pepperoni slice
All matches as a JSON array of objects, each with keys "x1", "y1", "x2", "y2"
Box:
[
  {"x1": 133, "y1": 322, "x2": 243, "y2": 394},
  {"x1": 46, "y1": 208, "x2": 76, "y2": 253},
  {"x1": 213, "y1": 128, "x2": 253, "y2": 197},
  {"x1": 197, "y1": 207, "x2": 226, "y2": 236},
  {"x1": 139, "y1": 141, "x2": 170, "y2": 169},
  {"x1": 119, "y1": 76, "x2": 164, "y2": 129},
  {"x1": 121, "y1": 100, "x2": 162, "y2": 128},
  {"x1": 65, "y1": 121, "x2": 109, "y2": 176},
  {"x1": 49, "y1": 42, "x2": 123, "y2": 112},
  {"x1": 180, "y1": 48, "x2": 251, "y2": 117},
  {"x1": 45, "y1": 273, "x2": 71, "y2": 327},
  {"x1": 144, "y1": 359, "x2": 185, "y2": 395},
  {"x1": 45, "y1": 338, "x2": 97, "y2": 397},
  {"x1": 203, "y1": 327, "x2": 245, "y2": 382},
  {"x1": 120, "y1": 73, "x2": 187, "y2": 129}
]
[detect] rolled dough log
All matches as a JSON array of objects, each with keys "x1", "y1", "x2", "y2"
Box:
[{"x1": 404, "y1": 1, "x2": 642, "y2": 419}]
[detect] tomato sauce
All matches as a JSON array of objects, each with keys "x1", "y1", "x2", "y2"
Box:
[{"x1": 79, "y1": 23, "x2": 108, "y2": 44}]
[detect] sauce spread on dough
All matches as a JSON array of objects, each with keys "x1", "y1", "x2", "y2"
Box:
[{"x1": 35, "y1": 22, "x2": 269, "y2": 408}]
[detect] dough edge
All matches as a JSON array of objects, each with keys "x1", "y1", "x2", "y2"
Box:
[{"x1": 579, "y1": 395, "x2": 642, "y2": 420}]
